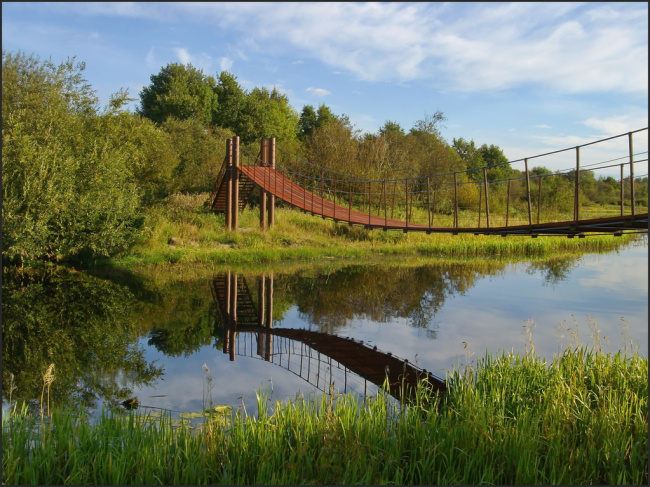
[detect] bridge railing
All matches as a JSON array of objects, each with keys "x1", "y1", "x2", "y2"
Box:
[
  {"x1": 223, "y1": 129, "x2": 647, "y2": 234},
  {"x1": 263, "y1": 128, "x2": 647, "y2": 234}
]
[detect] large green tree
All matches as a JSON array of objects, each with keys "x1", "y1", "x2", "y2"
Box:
[
  {"x1": 2, "y1": 51, "x2": 147, "y2": 263},
  {"x1": 213, "y1": 71, "x2": 248, "y2": 134},
  {"x1": 237, "y1": 87, "x2": 300, "y2": 144},
  {"x1": 299, "y1": 103, "x2": 338, "y2": 140},
  {"x1": 138, "y1": 63, "x2": 218, "y2": 126}
]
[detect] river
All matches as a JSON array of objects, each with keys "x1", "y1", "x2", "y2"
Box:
[{"x1": 2, "y1": 236, "x2": 647, "y2": 419}]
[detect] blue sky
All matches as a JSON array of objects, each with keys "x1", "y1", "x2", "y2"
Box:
[{"x1": 3, "y1": 2, "x2": 648, "y2": 175}]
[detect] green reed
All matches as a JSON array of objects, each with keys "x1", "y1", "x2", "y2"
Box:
[
  {"x1": 112, "y1": 194, "x2": 636, "y2": 267},
  {"x1": 4, "y1": 343, "x2": 646, "y2": 485}
]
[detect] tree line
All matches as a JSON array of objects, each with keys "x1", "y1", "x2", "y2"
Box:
[{"x1": 2, "y1": 51, "x2": 645, "y2": 264}]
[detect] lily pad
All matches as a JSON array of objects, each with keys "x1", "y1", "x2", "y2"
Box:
[
  {"x1": 203, "y1": 405, "x2": 232, "y2": 415},
  {"x1": 179, "y1": 412, "x2": 207, "y2": 419}
]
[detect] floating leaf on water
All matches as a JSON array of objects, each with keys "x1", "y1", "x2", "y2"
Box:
[
  {"x1": 168, "y1": 418, "x2": 192, "y2": 426},
  {"x1": 179, "y1": 412, "x2": 207, "y2": 419},
  {"x1": 203, "y1": 405, "x2": 232, "y2": 415}
]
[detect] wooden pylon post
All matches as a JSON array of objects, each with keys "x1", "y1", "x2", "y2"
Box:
[
  {"x1": 267, "y1": 138, "x2": 276, "y2": 227},
  {"x1": 232, "y1": 136, "x2": 240, "y2": 231},
  {"x1": 260, "y1": 139, "x2": 268, "y2": 230},
  {"x1": 225, "y1": 138, "x2": 233, "y2": 231}
]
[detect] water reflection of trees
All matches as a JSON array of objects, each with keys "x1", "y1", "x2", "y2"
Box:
[
  {"x1": 526, "y1": 256, "x2": 582, "y2": 287},
  {"x1": 274, "y1": 263, "x2": 508, "y2": 335},
  {"x1": 2, "y1": 254, "x2": 596, "y2": 411},
  {"x1": 2, "y1": 269, "x2": 163, "y2": 411},
  {"x1": 142, "y1": 279, "x2": 217, "y2": 357}
]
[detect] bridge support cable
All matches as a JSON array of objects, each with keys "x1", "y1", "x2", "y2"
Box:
[{"x1": 210, "y1": 128, "x2": 647, "y2": 236}]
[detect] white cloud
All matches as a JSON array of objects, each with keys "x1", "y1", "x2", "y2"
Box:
[
  {"x1": 306, "y1": 87, "x2": 331, "y2": 97},
  {"x1": 145, "y1": 47, "x2": 157, "y2": 68},
  {"x1": 172, "y1": 47, "x2": 214, "y2": 72},
  {"x1": 174, "y1": 47, "x2": 192, "y2": 65},
  {"x1": 177, "y1": 2, "x2": 648, "y2": 95},
  {"x1": 583, "y1": 115, "x2": 650, "y2": 137},
  {"x1": 31, "y1": 2, "x2": 649, "y2": 95},
  {"x1": 220, "y1": 57, "x2": 233, "y2": 71}
]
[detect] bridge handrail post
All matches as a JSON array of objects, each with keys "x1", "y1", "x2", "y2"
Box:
[
  {"x1": 311, "y1": 175, "x2": 315, "y2": 214},
  {"x1": 405, "y1": 178, "x2": 409, "y2": 230},
  {"x1": 483, "y1": 167, "x2": 490, "y2": 229},
  {"x1": 333, "y1": 177, "x2": 337, "y2": 220},
  {"x1": 525, "y1": 158, "x2": 533, "y2": 227},
  {"x1": 368, "y1": 180, "x2": 371, "y2": 226},
  {"x1": 478, "y1": 182, "x2": 482, "y2": 227},
  {"x1": 427, "y1": 177, "x2": 431, "y2": 228},
  {"x1": 628, "y1": 132, "x2": 635, "y2": 216},
  {"x1": 382, "y1": 179, "x2": 388, "y2": 228},
  {"x1": 432, "y1": 181, "x2": 437, "y2": 226},
  {"x1": 454, "y1": 173, "x2": 459, "y2": 229},
  {"x1": 620, "y1": 163, "x2": 625, "y2": 216},
  {"x1": 537, "y1": 176, "x2": 543, "y2": 224},
  {"x1": 260, "y1": 139, "x2": 268, "y2": 230},
  {"x1": 349, "y1": 181, "x2": 352, "y2": 222},
  {"x1": 574, "y1": 147, "x2": 580, "y2": 222},
  {"x1": 506, "y1": 179, "x2": 511, "y2": 227},
  {"x1": 269, "y1": 138, "x2": 275, "y2": 227}
]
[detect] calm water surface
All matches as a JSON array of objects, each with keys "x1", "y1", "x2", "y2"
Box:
[{"x1": 2, "y1": 237, "x2": 647, "y2": 418}]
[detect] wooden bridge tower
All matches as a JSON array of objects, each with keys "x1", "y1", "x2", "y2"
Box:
[{"x1": 222, "y1": 136, "x2": 276, "y2": 231}]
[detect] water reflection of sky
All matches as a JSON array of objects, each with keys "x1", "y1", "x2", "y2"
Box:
[{"x1": 130, "y1": 240, "x2": 647, "y2": 416}]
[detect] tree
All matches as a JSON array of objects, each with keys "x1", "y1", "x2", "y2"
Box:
[
  {"x1": 299, "y1": 103, "x2": 338, "y2": 140},
  {"x1": 452, "y1": 138, "x2": 484, "y2": 177},
  {"x1": 138, "y1": 63, "x2": 218, "y2": 126},
  {"x1": 305, "y1": 115, "x2": 360, "y2": 178},
  {"x1": 213, "y1": 71, "x2": 248, "y2": 133},
  {"x1": 161, "y1": 118, "x2": 232, "y2": 193},
  {"x1": 409, "y1": 110, "x2": 446, "y2": 138},
  {"x1": 478, "y1": 143, "x2": 513, "y2": 182},
  {"x1": 237, "y1": 87, "x2": 300, "y2": 144},
  {"x1": 2, "y1": 51, "x2": 147, "y2": 263},
  {"x1": 379, "y1": 120, "x2": 405, "y2": 137},
  {"x1": 299, "y1": 105, "x2": 318, "y2": 139}
]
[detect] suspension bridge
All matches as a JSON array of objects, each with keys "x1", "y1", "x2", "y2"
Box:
[
  {"x1": 211, "y1": 272, "x2": 446, "y2": 401},
  {"x1": 209, "y1": 129, "x2": 648, "y2": 237}
]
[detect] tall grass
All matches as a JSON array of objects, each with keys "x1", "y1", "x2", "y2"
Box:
[
  {"x1": 4, "y1": 344, "x2": 647, "y2": 485},
  {"x1": 110, "y1": 193, "x2": 639, "y2": 267}
]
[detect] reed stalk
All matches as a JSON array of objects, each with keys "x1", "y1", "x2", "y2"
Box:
[{"x1": 4, "y1": 344, "x2": 646, "y2": 485}]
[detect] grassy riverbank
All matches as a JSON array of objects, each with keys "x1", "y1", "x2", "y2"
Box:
[
  {"x1": 103, "y1": 192, "x2": 639, "y2": 268},
  {"x1": 3, "y1": 345, "x2": 647, "y2": 485}
]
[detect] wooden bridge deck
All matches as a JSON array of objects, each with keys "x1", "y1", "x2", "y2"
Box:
[
  {"x1": 239, "y1": 165, "x2": 648, "y2": 235},
  {"x1": 239, "y1": 165, "x2": 430, "y2": 230}
]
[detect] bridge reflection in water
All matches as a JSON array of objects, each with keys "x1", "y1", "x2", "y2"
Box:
[{"x1": 211, "y1": 272, "x2": 446, "y2": 401}]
